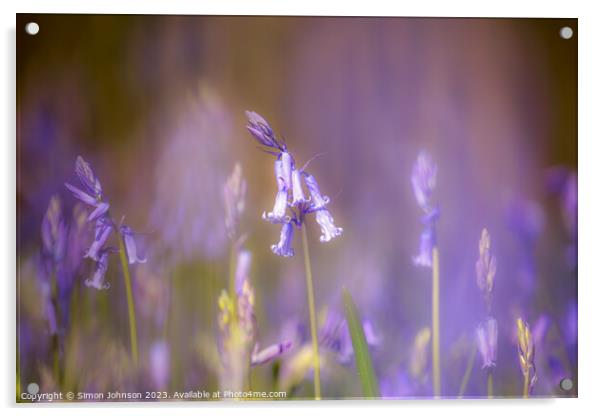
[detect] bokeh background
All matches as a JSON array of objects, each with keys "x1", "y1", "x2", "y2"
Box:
[{"x1": 17, "y1": 15, "x2": 577, "y2": 399}]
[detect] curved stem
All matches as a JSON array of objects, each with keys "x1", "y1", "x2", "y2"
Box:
[
  {"x1": 432, "y1": 246, "x2": 441, "y2": 397},
  {"x1": 301, "y1": 223, "x2": 321, "y2": 400},
  {"x1": 118, "y1": 237, "x2": 139, "y2": 366},
  {"x1": 458, "y1": 342, "x2": 477, "y2": 398}
]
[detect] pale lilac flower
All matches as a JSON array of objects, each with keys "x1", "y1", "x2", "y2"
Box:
[
  {"x1": 279, "y1": 151, "x2": 293, "y2": 190},
  {"x1": 476, "y1": 317, "x2": 498, "y2": 369},
  {"x1": 291, "y1": 169, "x2": 308, "y2": 206},
  {"x1": 262, "y1": 158, "x2": 290, "y2": 223},
  {"x1": 411, "y1": 150, "x2": 437, "y2": 213},
  {"x1": 85, "y1": 250, "x2": 110, "y2": 290},
  {"x1": 149, "y1": 341, "x2": 170, "y2": 389},
  {"x1": 303, "y1": 173, "x2": 330, "y2": 210},
  {"x1": 120, "y1": 225, "x2": 147, "y2": 264},
  {"x1": 315, "y1": 209, "x2": 343, "y2": 243},
  {"x1": 251, "y1": 341, "x2": 293, "y2": 367},
  {"x1": 271, "y1": 221, "x2": 295, "y2": 257}
]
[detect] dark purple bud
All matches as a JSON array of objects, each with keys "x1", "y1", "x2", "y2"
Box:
[
  {"x1": 74, "y1": 155, "x2": 103, "y2": 199},
  {"x1": 245, "y1": 111, "x2": 281, "y2": 149},
  {"x1": 87, "y1": 201, "x2": 110, "y2": 222},
  {"x1": 64, "y1": 182, "x2": 98, "y2": 207}
]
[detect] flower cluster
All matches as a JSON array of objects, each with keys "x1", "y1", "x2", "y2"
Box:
[
  {"x1": 65, "y1": 156, "x2": 146, "y2": 290},
  {"x1": 245, "y1": 111, "x2": 343, "y2": 257},
  {"x1": 411, "y1": 151, "x2": 439, "y2": 267}
]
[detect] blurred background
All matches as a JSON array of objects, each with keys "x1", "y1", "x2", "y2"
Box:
[{"x1": 17, "y1": 15, "x2": 577, "y2": 399}]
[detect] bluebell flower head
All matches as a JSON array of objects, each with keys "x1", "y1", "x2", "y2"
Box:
[
  {"x1": 120, "y1": 225, "x2": 147, "y2": 265},
  {"x1": 271, "y1": 221, "x2": 295, "y2": 257},
  {"x1": 476, "y1": 317, "x2": 498, "y2": 369},
  {"x1": 85, "y1": 250, "x2": 111, "y2": 290}
]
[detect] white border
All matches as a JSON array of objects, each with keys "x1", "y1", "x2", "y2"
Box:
[{"x1": 3, "y1": 1, "x2": 601, "y2": 415}]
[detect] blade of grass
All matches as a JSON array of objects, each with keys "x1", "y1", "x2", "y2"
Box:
[{"x1": 342, "y1": 288, "x2": 380, "y2": 398}]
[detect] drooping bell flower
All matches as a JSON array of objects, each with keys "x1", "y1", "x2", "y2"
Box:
[{"x1": 120, "y1": 225, "x2": 147, "y2": 265}]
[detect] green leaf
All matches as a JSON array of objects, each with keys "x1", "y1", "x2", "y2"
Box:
[{"x1": 342, "y1": 288, "x2": 381, "y2": 398}]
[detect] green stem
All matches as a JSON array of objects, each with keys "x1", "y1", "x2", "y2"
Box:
[
  {"x1": 523, "y1": 371, "x2": 529, "y2": 398},
  {"x1": 301, "y1": 223, "x2": 321, "y2": 400},
  {"x1": 458, "y1": 342, "x2": 477, "y2": 398},
  {"x1": 118, "y1": 237, "x2": 139, "y2": 366},
  {"x1": 432, "y1": 246, "x2": 441, "y2": 397},
  {"x1": 487, "y1": 370, "x2": 493, "y2": 398}
]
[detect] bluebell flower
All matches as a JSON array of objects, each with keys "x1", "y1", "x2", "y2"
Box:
[
  {"x1": 413, "y1": 226, "x2": 435, "y2": 267},
  {"x1": 271, "y1": 221, "x2": 295, "y2": 257},
  {"x1": 315, "y1": 209, "x2": 343, "y2": 243},
  {"x1": 245, "y1": 111, "x2": 343, "y2": 257},
  {"x1": 85, "y1": 250, "x2": 111, "y2": 290},
  {"x1": 476, "y1": 317, "x2": 498, "y2": 369},
  {"x1": 291, "y1": 169, "x2": 308, "y2": 207},
  {"x1": 120, "y1": 225, "x2": 147, "y2": 264}
]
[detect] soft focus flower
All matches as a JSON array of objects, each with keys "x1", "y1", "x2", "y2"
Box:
[
  {"x1": 476, "y1": 228, "x2": 497, "y2": 304},
  {"x1": 223, "y1": 163, "x2": 247, "y2": 240},
  {"x1": 411, "y1": 150, "x2": 437, "y2": 213},
  {"x1": 319, "y1": 310, "x2": 380, "y2": 364},
  {"x1": 271, "y1": 221, "x2": 295, "y2": 257},
  {"x1": 411, "y1": 151, "x2": 439, "y2": 269},
  {"x1": 120, "y1": 225, "x2": 147, "y2": 265},
  {"x1": 149, "y1": 341, "x2": 170, "y2": 390},
  {"x1": 234, "y1": 250, "x2": 252, "y2": 296},
  {"x1": 517, "y1": 318, "x2": 537, "y2": 390},
  {"x1": 476, "y1": 317, "x2": 498, "y2": 368},
  {"x1": 64, "y1": 156, "x2": 106, "y2": 212},
  {"x1": 41, "y1": 195, "x2": 68, "y2": 264},
  {"x1": 251, "y1": 341, "x2": 293, "y2": 367}
]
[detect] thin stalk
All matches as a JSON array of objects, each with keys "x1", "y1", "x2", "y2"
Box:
[
  {"x1": 458, "y1": 342, "x2": 477, "y2": 398},
  {"x1": 118, "y1": 236, "x2": 139, "y2": 366},
  {"x1": 523, "y1": 372, "x2": 530, "y2": 398},
  {"x1": 487, "y1": 370, "x2": 493, "y2": 398},
  {"x1": 301, "y1": 223, "x2": 321, "y2": 400},
  {"x1": 432, "y1": 246, "x2": 441, "y2": 397},
  {"x1": 50, "y1": 269, "x2": 61, "y2": 386}
]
